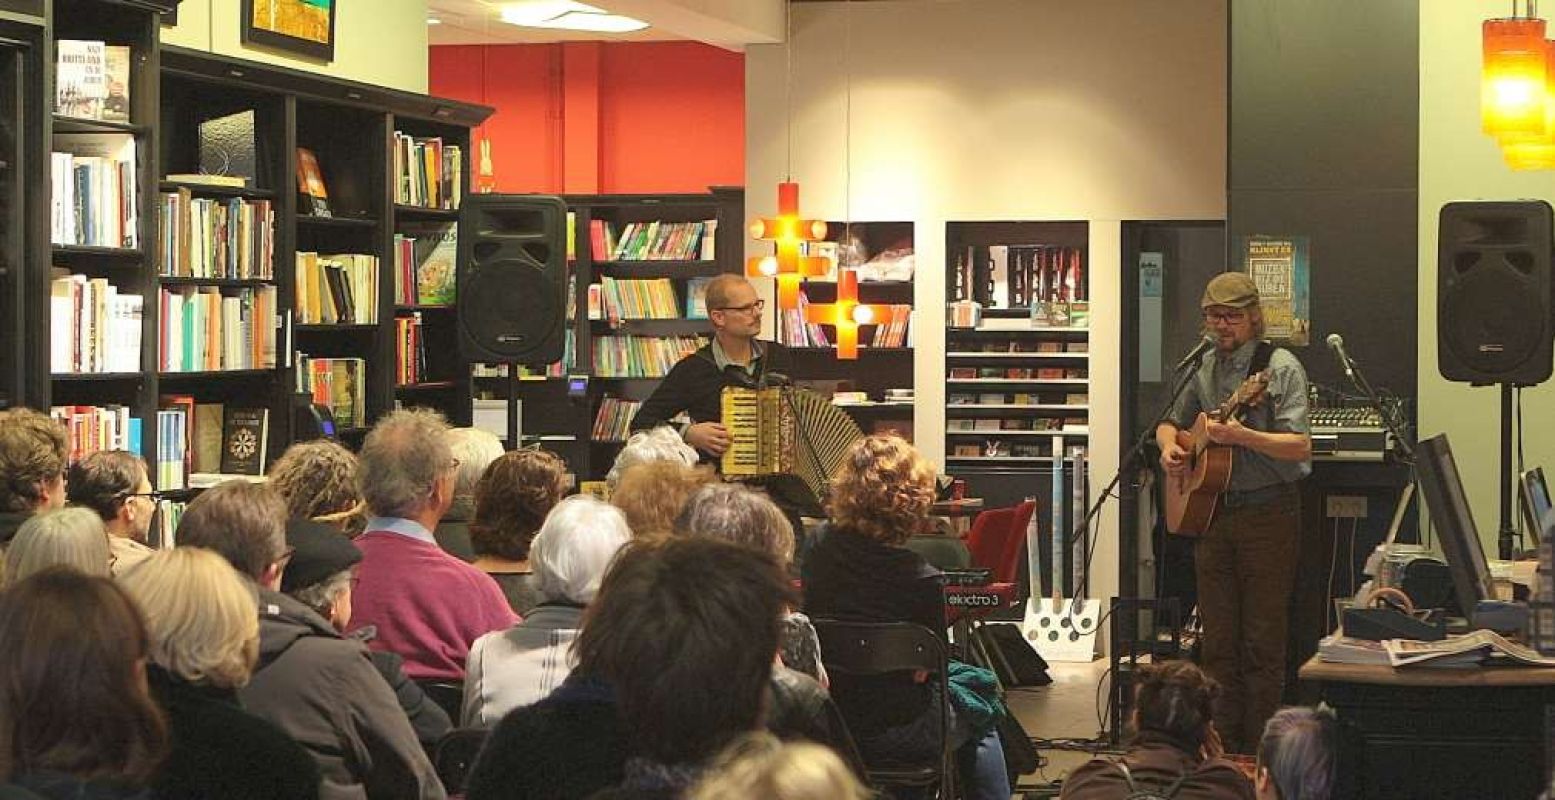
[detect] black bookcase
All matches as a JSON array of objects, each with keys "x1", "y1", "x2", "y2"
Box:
[{"x1": 0, "y1": 9, "x2": 45, "y2": 411}]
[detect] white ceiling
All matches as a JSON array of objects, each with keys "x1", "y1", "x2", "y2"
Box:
[{"x1": 426, "y1": 0, "x2": 784, "y2": 50}]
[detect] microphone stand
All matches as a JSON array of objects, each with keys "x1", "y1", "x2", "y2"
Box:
[{"x1": 1335, "y1": 346, "x2": 1414, "y2": 463}]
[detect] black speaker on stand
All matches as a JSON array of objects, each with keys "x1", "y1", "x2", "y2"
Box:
[
  {"x1": 1437, "y1": 200, "x2": 1555, "y2": 558},
  {"x1": 457, "y1": 195, "x2": 569, "y2": 448}
]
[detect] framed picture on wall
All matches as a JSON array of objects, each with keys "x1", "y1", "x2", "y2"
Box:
[{"x1": 241, "y1": 0, "x2": 336, "y2": 62}]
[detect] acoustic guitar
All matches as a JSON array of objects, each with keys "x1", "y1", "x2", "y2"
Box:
[{"x1": 1163, "y1": 371, "x2": 1270, "y2": 536}]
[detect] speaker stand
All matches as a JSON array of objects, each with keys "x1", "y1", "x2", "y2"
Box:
[
  {"x1": 1499, "y1": 383, "x2": 1516, "y2": 560},
  {"x1": 506, "y1": 363, "x2": 520, "y2": 450}
]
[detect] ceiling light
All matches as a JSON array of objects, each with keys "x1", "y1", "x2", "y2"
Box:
[{"x1": 499, "y1": 1, "x2": 648, "y2": 33}]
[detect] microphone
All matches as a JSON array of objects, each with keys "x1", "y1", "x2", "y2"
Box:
[
  {"x1": 1326, "y1": 333, "x2": 1355, "y2": 379},
  {"x1": 1174, "y1": 336, "x2": 1216, "y2": 373}
]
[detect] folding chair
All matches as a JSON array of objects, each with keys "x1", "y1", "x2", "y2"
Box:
[{"x1": 433, "y1": 727, "x2": 489, "y2": 796}]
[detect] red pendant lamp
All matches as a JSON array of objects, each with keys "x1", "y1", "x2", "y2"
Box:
[
  {"x1": 1484, "y1": 15, "x2": 1550, "y2": 142},
  {"x1": 805, "y1": 268, "x2": 888, "y2": 360},
  {"x1": 746, "y1": 181, "x2": 830, "y2": 310}
]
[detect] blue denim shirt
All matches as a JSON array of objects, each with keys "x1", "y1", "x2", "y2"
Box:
[{"x1": 1170, "y1": 338, "x2": 1312, "y2": 491}]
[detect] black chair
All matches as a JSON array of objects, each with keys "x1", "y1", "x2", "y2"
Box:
[
  {"x1": 417, "y1": 680, "x2": 465, "y2": 724},
  {"x1": 433, "y1": 727, "x2": 489, "y2": 796},
  {"x1": 812, "y1": 620, "x2": 955, "y2": 798}
]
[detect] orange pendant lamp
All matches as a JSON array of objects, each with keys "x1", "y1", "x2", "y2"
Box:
[
  {"x1": 1503, "y1": 38, "x2": 1555, "y2": 169},
  {"x1": 805, "y1": 268, "x2": 888, "y2": 359},
  {"x1": 1484, "y1": 16, "x2": 1550, "y2": 142},
  {"x1": 747, "y1": 181, "x2": 829, "y2": 310}
]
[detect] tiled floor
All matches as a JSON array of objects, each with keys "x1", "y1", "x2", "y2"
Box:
[{"x1": 1004, "y1": 659, "x2": 1118, "y2": 798}]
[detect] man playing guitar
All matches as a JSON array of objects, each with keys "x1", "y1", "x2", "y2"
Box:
[{"x1": 1154, "y1": 272, "x2": 1312, "y2": 755}]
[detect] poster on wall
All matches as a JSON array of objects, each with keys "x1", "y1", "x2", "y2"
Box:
[
  {"x1": 1240, "y1": 235, "x2": 1310, "y2": 346},
  {"x1": 1139, "y1": 252, "x2": 1164, "y2": 382},
  {"x1": 241, "y1": 0, "x2": 336, "y2": 62}
]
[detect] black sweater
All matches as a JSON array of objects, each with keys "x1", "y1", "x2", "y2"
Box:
[{"x1": 629, "y1": 341, "x2": 794, "y2": 433}]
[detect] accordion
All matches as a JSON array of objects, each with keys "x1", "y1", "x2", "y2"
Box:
[{"x1": 720, "y1": 386, "x2": 865, "y2": 507}]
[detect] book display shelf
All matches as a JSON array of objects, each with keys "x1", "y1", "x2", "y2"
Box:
[
  {"x1": 944, "y1": 221, "x2": 1090, "y2": 516},
  {"x1": 485, "y1": 188, "x2": 743, "y2": 481},
  {"x1": 4, "y1": 8, "x2": 492, "y2": 494},
  {"x1": 784, "y1": 221, "x2": 916, "y2": 438}
]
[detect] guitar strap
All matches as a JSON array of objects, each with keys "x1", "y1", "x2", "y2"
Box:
[{"x1": 1247, "y1": 340, "x2": 1276, "y2": 379}]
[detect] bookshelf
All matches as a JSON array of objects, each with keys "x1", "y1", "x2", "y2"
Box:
[
  {"x1": 944, "y1": 221, "x2": 1090, "y2": 520},
  {"x1": 0, "y1": 9, "x2": 45, "y2": 411},
  {"x1": 480, "y1": 189, "x2": 743, "y2": 479}
]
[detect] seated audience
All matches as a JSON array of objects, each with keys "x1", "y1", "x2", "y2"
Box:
[
  {"x1": 66, "y1": 450, "x2": 157, "y2": 575},
  {"x1": 464, "y1": 537, "x2": 792, "y2": 800},
  {"x1": 803, "y1": 434, "x2": 1010, "y2": 800},
  {"x1": 282, "y1": 519, "x2": 453, "y2": 750},
  {"x1": 605, "y1": 426, "x2": 699, "y2": 494},
  {"x1": 0, "y1": 569, "x2": 166, "y2": 800},
  {"x1": 1256, "y1": 707, "x2": 1338, "y2": 800},
  {"x1": 436, "y1": 427, "x2": 506, "y2": 560},
  {"x1": 463, "y1": 494, "x2": 631, "y2": 727},
  {"x1": 1059, "y1": 661, "x2": 1254, "y2": 800},
  {"x1": 687, "y1": 733, "x2": 870, "y2": 800},
  {"x1": 0, "y1": 408, "x2": 68, "y2": 545},
  {"x1": 348, "y1": 409, "x2": 517, "y2": 680},
  {"x1": 4, "y1": 506, "x2": 110, "y2": 583},
  {"x1": 611, "y1": 460, "x2": 714, "y2": 537},
  {"x1": 119, "y1": 548, "x2": 321, "y2": 800},
  {"x1": 269, "y1": 439, "x2": 365, "y2": 536},
  {"x1": 175, "y1": 480, "x2": 444, "y2": 799},
  {"x1": 469, "y1": 447, "x2": 570, "y2": 614}
]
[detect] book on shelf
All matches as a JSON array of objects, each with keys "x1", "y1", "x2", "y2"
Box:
[
  {"x1": 102, "y1": 45, "x2": 130, "y2": 123},
  {"x1": 51, "y1": 133, "x2": 139, "y2": 248},
  {"x1": 55, "y1": 40, "x2": 107, "y2": 120},
  {"x1": 158, "y1": 285, "x2": 278, "y2": 372},
  {"x1": 596, "y1": 277, "x2": 680, "y2": 321},
  {"x1": 158, "y1": 189, "x2": 275, "y2": 279},
  {"x1": 164, "y1": 173, "x2": 248, "y2": 188},
  {"x1": 50, "y1": 404, "x2": 138, "y2": 464},
  {"x1": 591, "y1": 335, "x2": 704, "y2": 378},
  {"x1": 198, "y1": 110, "x2": 258, "y2": 188},
  {"x1": 160, "y1": 395, "x2": 195, "y2": 482},
  {"x1": 297, "y1": 356, "x2": 367, "y2": 430},
  {"x1": 393, "y1": 132, "x2": 461, "y2": 210},
  {"x1": 219, "y1": 407, "x2": 270, "y2": 476},
  {"x1": 686, "y1": 277, "x2": 711, "y2": 320},
  {"x1": 592, "y1": 397, "x2": 642, "y2": 441},
  {"x1": 590, "y1": 220, "x2": 715, "y2": 261},
  {"x1": 395, "y1": 313, "x2": 429, "y2": 385},
  {"x1": 566, "y1": 212, "x2": 576, "y2": 261},
  {"x1": 156, "y1": 407, "x2": 188, "y2": 490},
  {"x1": 295, "y1": 147, "x2": 331, "y2": 217},
  {"x1": 295, "y1": 252, "x2": 378, "y2": 324},
  {"x1": 192, "y1": 403, "x2": 224, "y2": 474},
  {"x1": 394, "y1": 221, "x2": 457, "y2": 305},
  {"x1": 953, "y1": 244, "x2": 1086, "y2": 308},
  {"x1": 49, "y1": 274, "x2": 142, "y2": 374}
]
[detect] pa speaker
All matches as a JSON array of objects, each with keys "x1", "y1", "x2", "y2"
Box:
[
  {"x1": 457, "y1": 195, "x2": 568, "y2": 366},
  {"x1": 1438, "y1": 200, "x2": 1555, "y2": 385}
]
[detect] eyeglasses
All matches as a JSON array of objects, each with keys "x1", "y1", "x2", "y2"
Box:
[
  {"x1": 275, "y1": 546, "x2": 297, "y2": 571},
  {"x1": 1202, "y1": 310, "x2": 1248, "y2": 325},
  {"x1": 714, "y1": 299, "x2": 765, "y2": 315},
  {"x1": 120, "y1": 490, "x2": 165, "y2": 505}
]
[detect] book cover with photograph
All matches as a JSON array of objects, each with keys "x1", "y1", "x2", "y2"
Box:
[
  {"x1": 685, "y1": 276, "x2": 712, "y2": 320},
  {"x1": 56, "y1": 40, "x2": 106, "y2": 119},
  {"x1": 296, "y1": 147, "x2": 331, "y2": 217},
  {"x1": 101, "y1": 46, "x2": 131, "y2": 123},
  {"x1": 400, "y1": 220, "x2": 457, "y2": 305}
]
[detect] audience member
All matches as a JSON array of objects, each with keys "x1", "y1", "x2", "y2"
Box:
[
  {"x1": 269, "y1": 439, "x2": 364, "y2": 536},
  {"x1": 463, "y1": 495, "x2": 630, "y2": 727},
  {"x1": 611, "y1": 460, "x2": 714, "y2": 537},
  {"x1": 0, "y1": 408, "x2": 68, "y2": 545},
  {"x1": 175, "y1": 480, "x2": 444, "y2": 799},
  {"x1": 281, "y1": 518, "x2": 452, "y2": 749},
  {"x1": 0, "y1": 569, "x2": 166, "y2": 800},
  {"x1": 66, "y1": 450, "x2": 157, "y2": 574},
  {"x1": 119, "y1": 548, "x2": 320, "y2": 800},
  {"x1": 436, "y1": 427, "x2": 506, "y2": 560},
  {"x1": 469, "y1": 447, "x2": 569, "y2": 614},
  {"x1": 1256, "y1": 707, "x2": 1338, "y2": 800},
  {"x1": 687, "y1": 733, "x2": 870, "y2": 800},
  {"x1": 803, "y1": 434, "x2": 1010, "y2": 800},
  {"x1": 1059, "y1": 661, "x2": 1254, "y2": 800},
  {"x1": 4, "y1": 506, "x2": 110, "y2": 583},
  {"x1": 464, "y1": 537, "x2": 792, "y2": 800},
  {"x1": 349, "y1": 409, "x2": 517, "y2": 681},
  {"x1": 605, "y1": 426, "x2": 698, "y2": 493}
]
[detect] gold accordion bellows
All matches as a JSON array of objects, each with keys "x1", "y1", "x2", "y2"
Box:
[{"x1": 720, "y1": 386, "x2": 864, "y2": 504}]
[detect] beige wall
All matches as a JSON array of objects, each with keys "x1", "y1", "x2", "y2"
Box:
[
  {"x1": 163, "y1": 0, "x2": 428, "y2": 93},
  {"x1": 1420, "y1": 2, "x2": 1555, "y2": 554},
  {"x1": 746, "y1": 0, "x2": 1226, "y2": 605}
]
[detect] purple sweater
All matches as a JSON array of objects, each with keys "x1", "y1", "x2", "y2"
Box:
[{"x1": 350, "y1": 528, "x2": 519, "y2": 681}]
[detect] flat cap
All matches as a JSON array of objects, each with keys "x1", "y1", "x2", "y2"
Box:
[
  {"x1": 282, "y1": 518, "x2": 363, "y2": 594},
  {"x1": 1201, "y1": 272, "x2": 1260, "y2": 309}
]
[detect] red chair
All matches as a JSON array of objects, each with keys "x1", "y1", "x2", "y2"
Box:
[{"x1": 949, "y1": 501, "x2": 1037, "y2": 689}]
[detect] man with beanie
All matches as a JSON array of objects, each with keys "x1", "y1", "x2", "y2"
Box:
[
  {"x1": 282, "y1": 519, "x2": 452, "y2": 749},
  {"x1": 1154, "y1": 272, "x2": 1312, "y2": 755}
]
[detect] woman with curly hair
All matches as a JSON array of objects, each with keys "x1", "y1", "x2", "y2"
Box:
[
  {"x1": 470, "y1": 448, "x2": 570, "y2": 614},
  {"x1": 268, "y1": 439, "x2": 364, "y2": 537},
  {"x1": 803, "y1": 434, "x2": 1009, "y2": 800},
  {"x1": 611, "y1": 460, "x2": 715, "y2": 538}
]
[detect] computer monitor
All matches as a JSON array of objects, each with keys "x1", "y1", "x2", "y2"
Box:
[
  {"x1": 1414, "y1": 434, "x2": 1494, "y2": 618},
  {"x1": 1521, "y1": 467, "x2": 1553, "y2": 547}
]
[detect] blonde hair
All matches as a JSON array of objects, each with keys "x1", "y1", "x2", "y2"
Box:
[
  {"x1": 5, "y1": 507, "x2": 110, "y2": 584},
  {"x1": 268, "y1": 440, "x2": 362, "y2": 534},
  {"x1": 828, "y1": 434, "x2": 936, "y2": 544},
  {"x1": 118, "y1": 548, "x2": 259, "y2": 690},
  {"x1": 611, "y1": 461, "x2": 716, "y2": 538},
  {"x1": 689, "y1": 732, "x2": 869, "y2": 800}
]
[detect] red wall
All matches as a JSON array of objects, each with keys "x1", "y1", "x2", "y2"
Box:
[{"x1": 429, "y1": 41, "x2": 744, "y2": 195}]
